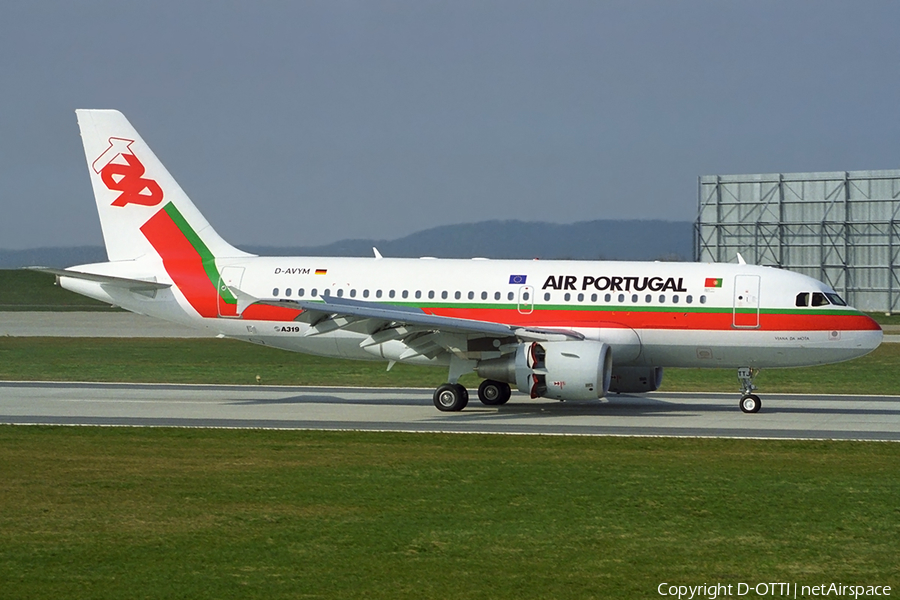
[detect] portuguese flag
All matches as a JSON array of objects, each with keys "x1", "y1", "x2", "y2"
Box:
[{"x1": 704, "y1": 277, "x2": 723, "y2": 288}]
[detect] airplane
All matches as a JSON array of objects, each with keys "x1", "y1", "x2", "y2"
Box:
[{"x1": 34, "y1": 109, "x2": 884, "y2": 413}]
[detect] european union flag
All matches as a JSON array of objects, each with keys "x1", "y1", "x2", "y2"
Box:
[{"x1": 508, "y1": 274, "x2": 527, "y2": 284}]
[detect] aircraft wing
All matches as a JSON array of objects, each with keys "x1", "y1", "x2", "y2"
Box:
[{"x1": 252, "y1": 294, "x2": 583, "y2": 343}]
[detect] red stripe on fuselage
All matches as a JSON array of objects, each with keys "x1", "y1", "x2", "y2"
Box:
[
  {"x1": 141, "y1": 209, "x2": 221, "y2": 318},
  {"x1": 141, "y1": 209, "x2": 303, "y2": 322},
  {"x1": 242, "y1": 303, "x2": 304, "y2": 321},
  {"x1": 423, "y1": 306, "x2": 880, "y2": 332}
]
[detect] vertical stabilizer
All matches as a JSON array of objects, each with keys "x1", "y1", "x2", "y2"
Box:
[{"x1": 76, "y1": 109, "x2": 251, "y2": 262}]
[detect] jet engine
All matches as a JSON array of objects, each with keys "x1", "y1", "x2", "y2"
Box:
[
  {"x1": 477, "y1": 340, "x2": 613, "y2": 401},
  {"x1": 608, "y1": 366, "x2": 664, "y2": 394}
]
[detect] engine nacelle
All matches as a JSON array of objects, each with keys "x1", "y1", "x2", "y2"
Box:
[
  {"x1": 608, "y1": 366, "x2": 664, "y2": 394},
  {"x1": 478, "y1": 341, "x2": 612, "y2": 401}
]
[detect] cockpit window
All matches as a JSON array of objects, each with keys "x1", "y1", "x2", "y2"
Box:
[
  {"x1": 795, "y1": 292, "x2": 809, "y2": 307},
  {"x1": 825, "y1": 293, "x2": 847, "y2": 306},
  {"x1": 811, "y1": 292, "x2": 829, "y2": 307}
]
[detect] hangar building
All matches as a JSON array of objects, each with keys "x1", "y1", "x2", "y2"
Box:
[{"x1": 695, "y1": 170, "x2": 900, "y2": 313}]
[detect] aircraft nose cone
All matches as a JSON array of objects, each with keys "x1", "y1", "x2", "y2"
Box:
[{"x1": 854, "y1": 314, "x2": 883, "y2": 354}]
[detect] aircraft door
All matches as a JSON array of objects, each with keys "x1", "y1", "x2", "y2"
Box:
[
  {"x1": 517, "y1": 285, "x2": 534, "y2": 315},
  {"x1": 733, "y1": 275, "x2": 760, "y2": 328},
  {"x1": 217, "y1": 266, "x2": 245, "y2": 317}
]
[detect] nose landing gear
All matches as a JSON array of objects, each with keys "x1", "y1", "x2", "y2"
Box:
[{"x1": 737, "y1": 367, "x2": 761, "y2": 413}]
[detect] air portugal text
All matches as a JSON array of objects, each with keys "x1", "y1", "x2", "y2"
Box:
[{"x1": 542, "y1": 275, "x2": 688, "y2": 293}]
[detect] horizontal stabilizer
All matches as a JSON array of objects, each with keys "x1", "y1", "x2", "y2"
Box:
[{"x1": 28, "y1": 266, "x2": 171, "y2": 292}]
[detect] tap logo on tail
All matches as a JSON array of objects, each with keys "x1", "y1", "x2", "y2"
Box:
[{"x1": 91, "y1": 137, "x2": 164, "y2": 208}]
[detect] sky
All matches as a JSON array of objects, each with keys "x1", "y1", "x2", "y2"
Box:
[{"x1": 1, "y1": 1, "x2": 899, "y2": 250}]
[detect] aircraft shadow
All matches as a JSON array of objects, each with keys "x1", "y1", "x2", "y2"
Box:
[
  {"x1": 224, "y1": 391, "x2": 900, "y2": 418},
  {"x1": 226, "y1": 394, "x2": 426, "y2": 407}
]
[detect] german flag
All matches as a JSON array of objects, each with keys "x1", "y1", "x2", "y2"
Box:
[{"x1": 315, "y1": 269, "x2": 327, "y2": 275}]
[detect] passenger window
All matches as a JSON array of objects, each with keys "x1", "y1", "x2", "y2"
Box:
[
  {"x1": 659, "y1": 294, "x2": 666, "y2": 303},
  {"x1": 591, "y1": 293, "x2": 597, "y2": 302},
  {"x1": 700, "y1": 295, "x2": 707, "y2": 304},
  {"x1": 349, "y1": 289, "x2": 356, "y2": 298},
  {"x1": 795, "y1": 292, "x2": 809, "y2": 307},
  {"x1": 298, "y1": 288, "x2": 305, "y2": 297},
  {"x1": 376, "y1": 290, "x2": 382, "y2": 298},
  {"x1": 577, "y1": 293, "x2": 584, "y2": 302},
  {"x1": 672, "y1": 295, "x2": 679, "y2": 304},
  {"x1": 564, "y1": 293, "x2": 571, "y2": 301},
  {"x1": 402, "y1": 290, "x2": 409, "y2": 299},
  {"x1": 455, "y1": 291, "x2": 461, "y2": 300},
  {"x1": 336, "y1": 289, "x2": 343, "y2": 298},
  {"x1": 415, "y1": 290, "x2": 422, "y2": 299},
  {"x1": 686, "y1": 295, "x2": 692, "y2": 304},
  {"x1": 442, "y1": 291, "x2": 448, "y2": 300},
  {"x1": 631, "y1": 294, "x2": 638, "y2": 303},
  {"x1": 812, "y1": 292, "x2": 829, "y2": 306},
  {"x1": 311, "y1": 288, "x2": 318, "y2": 297},
  {"x1": 322, "y1": 289, "x2": 330, "y2": 297},
  {"x1": 389, "y1": 290, "x2": 395, "y2": 298},
  {"x1": 273, "y1": 288, "x2": 279, "y2": 297},
  {"x1": 428, "y1": 290, "x2": 435, "y2": 299},
  {"x1": 604, "y1": 294, "x2": 611, "y2": 302},
  {"x1": 363, "y1": 289, "x2": 369, "y2": 298},
  {"x1": 645, "y1": 294, "x2": 652, "y2": 303},
  {"x1": 481, "y1": 291, "x2": 488, "y2": 300},
  {"x1": 494, "y1": 292, "x2": 501, "y2": 301},
  {"x1": 286, "y1": 288, "x2": 292, "y2": 297},
  {"x1": 617, "y1": 294, "x2": 625, "y2": 302},
  {"x1": 523, "y1": 291, "x2": 530, "y2": 301},
  {"x1": 468, "y1": 291, "x2": 474, "y2": 300},
  {"x1": 508, "y1": 292, "x2": 514, "y2": 301},
  {"x1": 544, "y1": 292, "x2": 551, "y2": 301}
]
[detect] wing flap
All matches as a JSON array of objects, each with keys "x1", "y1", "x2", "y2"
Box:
[{"x1": 254, "y1": 295, "x2": 583, "y2": 342}]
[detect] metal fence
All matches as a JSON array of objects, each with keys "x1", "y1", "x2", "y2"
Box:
[{"x1": 695, "y1": 170, "x2": 900, "y2": 313}]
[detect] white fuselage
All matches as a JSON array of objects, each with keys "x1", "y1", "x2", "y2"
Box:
[{"x1": 62, "y1": 255, "x2": 884, "y2": 370}]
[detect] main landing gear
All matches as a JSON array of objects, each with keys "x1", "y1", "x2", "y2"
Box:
[
  {"x1": 432, "y1": 379, "x2": 512, "y2": 412},
  {"x1": 433, "y1": 383, "x2": 468, "y2": 411},
  {"x1": 737, "y1": 367, "x2": 761, "y2": 413},
  {"x1": 477, "y1": 379, "x2": 512, "y2": 406}
]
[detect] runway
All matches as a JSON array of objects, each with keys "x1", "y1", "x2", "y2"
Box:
[
  {"x1": 0, "y1": 311, "x2": 216, "y2": 337},
  {"x1": 2, "y1": 381, "x2": 899, "y2": 441}
]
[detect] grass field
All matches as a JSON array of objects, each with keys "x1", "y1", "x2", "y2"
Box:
[
  {"x1": 1, "y1": 336, "x2": 898, "y2": 395},
  {"x1": 1, "y1": 427, "x2": 897, "y2": 599},
  {"x1": 0, "y1": 269, "x2": 115, "y2": 311}
]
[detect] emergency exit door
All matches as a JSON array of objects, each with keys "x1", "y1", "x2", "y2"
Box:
[{"x1": 733, "y1": 275, "x2": 760, "y2": 328}]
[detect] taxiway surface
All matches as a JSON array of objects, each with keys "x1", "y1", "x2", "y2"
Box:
[{"x1": 2, "y1": 381, "x2": 899, "y2": 441}]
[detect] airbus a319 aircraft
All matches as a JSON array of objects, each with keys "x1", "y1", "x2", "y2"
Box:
[{"x1": 37, "y1": 110, "x2": 883, "y2": 413}]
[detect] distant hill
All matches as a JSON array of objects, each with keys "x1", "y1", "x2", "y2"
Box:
[
  {"x1": 0, "y1": 246, "x2": 109, "y2": 269},
  {"x1": 0, "y1": 219, "x2": 693, "y2": 268}
]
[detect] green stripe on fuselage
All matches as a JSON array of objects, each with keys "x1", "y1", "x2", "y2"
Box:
[{"x1": 297, "y1": 299, "x2": 860, "y2": 318}]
